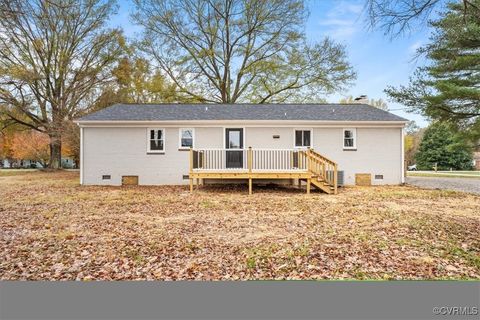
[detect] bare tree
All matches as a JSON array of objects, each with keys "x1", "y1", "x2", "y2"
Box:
[
  {"x1": 365, "y1": 0, "x2": 479, "y2": 37},
  {"x1": 0, "y1": 0, "x2": 123, "y2": 168},
  {"x1": 132, "y1": 0, "x2": 355, "y2": 103}
]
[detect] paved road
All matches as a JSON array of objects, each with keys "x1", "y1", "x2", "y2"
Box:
[{"x1": 406, "y1": 176, "x2": 480, "y2": 194}]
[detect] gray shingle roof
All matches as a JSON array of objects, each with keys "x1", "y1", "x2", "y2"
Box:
[{"x1": 77, "y1": 103, "x2": 408, "y2": 122}]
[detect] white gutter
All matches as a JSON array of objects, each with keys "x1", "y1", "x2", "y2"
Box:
[{"x1": 75, "y1": 119, "x2": 408, "y2": 128}]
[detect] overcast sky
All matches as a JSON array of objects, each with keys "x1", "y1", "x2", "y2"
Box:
[{"x1": 110, "y1": 0, "x2": 432, "y2": 127}]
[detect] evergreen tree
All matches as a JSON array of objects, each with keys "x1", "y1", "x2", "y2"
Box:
[
  {"x1": 386, "y1": 1, "x2": 480, "y2": 141},
  {"x1": 404, "y1": 121, "x2": 424, "y2": 166},
  {"x1": 415, "y1": 122, "x2": 473, "y2": 170}
]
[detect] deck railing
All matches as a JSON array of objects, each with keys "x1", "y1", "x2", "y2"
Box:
[
  {"x1": 252, "y1": 149, "x2": 309, "y2": 171},
  {"x1": 191, "y1": 148, "x2": 309, "y2": 172},
  {"x1": 191, "y1": 149, "x2": 247, "y2": 170}
]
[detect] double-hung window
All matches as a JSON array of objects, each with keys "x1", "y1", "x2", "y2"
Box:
[
  {"x1": 179, "y1": 128, "x2": 194, "y2": 149},
  {"x1": 343, "y1": 128, "x2": 356, "y2": 150},
  {"x1": 147, "y1": 128, "x2": 165, "y2": 153},
  {"x1": 294, "y1": 129, "x2": 312, "y2": 148}
]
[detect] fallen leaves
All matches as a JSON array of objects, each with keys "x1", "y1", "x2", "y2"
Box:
[{"x1": 0, "y1": 171, "x2": 479, "y2": 280}]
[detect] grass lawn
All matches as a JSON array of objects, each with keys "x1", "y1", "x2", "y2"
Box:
[
  {"x1": 407, "y1": 171, "x2": 480, "y2": 179},
  {"x1": 0, "y1": 169, "x2": 39, "y2": 176},
  {"x1": 1, "y1": 171, "x2": 479, "y2": 280}
]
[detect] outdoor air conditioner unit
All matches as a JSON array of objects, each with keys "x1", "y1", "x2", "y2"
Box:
[
  {"x1": 326, "y1": 170, "x2": 344, "y2": 186},
  {"x1": 337, "y1": 170, "x2": 344, "y2": 186}
]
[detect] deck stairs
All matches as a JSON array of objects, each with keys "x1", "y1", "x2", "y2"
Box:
[{"x1": 302, "y1": 149, "x2": 338, "y2": 194}]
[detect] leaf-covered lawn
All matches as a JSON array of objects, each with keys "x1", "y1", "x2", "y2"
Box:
[{"x1": 1, "y1": 171, "x2": 479, "y2": 280}]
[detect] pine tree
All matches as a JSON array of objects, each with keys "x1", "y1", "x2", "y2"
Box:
[{"x1": 386, "y1": 1, "x2": 480, "y2": 140}]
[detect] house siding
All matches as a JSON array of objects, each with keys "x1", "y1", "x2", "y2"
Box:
[
  {"x1": 83, "y1": 127, "x2": 188, "y2": 186},
  {"x1": 196, "y1": 127, "x2": 223, "y2": 148},
  {"x1": 312, "y1": 128, "x2": 402, "y2": 185},
  {"x1": 82, "y1": 125, "x2": 403, "y2": 186}
]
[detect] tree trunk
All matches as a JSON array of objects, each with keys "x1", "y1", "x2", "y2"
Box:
[{"x1": 49, "y1": 134, "x2": 62, "y2": 169}]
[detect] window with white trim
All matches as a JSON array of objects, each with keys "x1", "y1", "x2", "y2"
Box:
[
  {"x1": 179, "y1": 128, "x2": 194, "y2": 149},
  {"x1": 343, "y1": 128, "x2": 356, "y2": 149},
  {"x1": 294, "y1": 129, "x2": 312, "y2": 148},
  {"x1": 147, "y1": 128, "x2": 165, "y2": 153}
]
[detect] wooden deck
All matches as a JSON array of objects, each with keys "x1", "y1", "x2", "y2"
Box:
[{"x1": 189, "y1": 148, "x2": 338, "y2": 195}]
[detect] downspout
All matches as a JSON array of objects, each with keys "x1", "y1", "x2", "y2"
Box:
[
  {"x1": 401, "y1": 126, "x2": 405, "y2": 184},
  {"x1": 80, "y1": 126, "x2": 84, "y2": 185}
]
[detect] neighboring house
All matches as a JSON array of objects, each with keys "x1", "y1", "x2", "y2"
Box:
[
  {"x1": 61, "y1": 157, "x2": 77, "y2": 169},
  {"x1": 1, "y1": 159, "x2": 44, "y2": 168},
  {"x1": 0, "y1": 158, "x2": 76, "y2": 169},
  {"x1": 75, "y1": 103, "x2": 408, "y2": 193}
]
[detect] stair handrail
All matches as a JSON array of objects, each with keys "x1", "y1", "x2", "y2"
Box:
[
  {"x1": 306, "y1": 148, "x2": 338, "y2": 194},
  {"x1": 308, "y1": 149, "x2": 337, "y2": 166}
]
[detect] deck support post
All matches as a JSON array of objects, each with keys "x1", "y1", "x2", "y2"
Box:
[
  {"x1": 189, "y1": 178, "x2": 193, "y2": 193},
  {"x1": 306, "y1": 178, "x2": 311, "y2": 194},
  {"x1": 248, "y1": 147, "x2": 252, "y2": 173},
  {"x1": 248, "y1": 147, "x2": 253, "y2": 195},
  {"x1": 306, "y1": 147, "x2": 311, "y2": 172},
  {"x1": 333, "y1": 164, "x2": 338, "y2": 195}
]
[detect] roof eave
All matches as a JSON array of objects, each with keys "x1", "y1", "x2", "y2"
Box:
[{"x1": 75, "y1": 119, "x2": 408, "y2": 126}]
